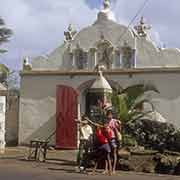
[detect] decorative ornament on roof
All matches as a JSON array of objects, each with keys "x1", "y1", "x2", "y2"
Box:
[
  {"x1": 64, "y1": 24, "x2": 77, "y2": 42},
  {"x1": 96, "y1": 0, "x2": 116, "y2": 22},
  {"x1": 23, "y1": 57, "x2": 32, "y2": 71},
  {"x1": 103, "y1": 0, "x2": 110, "y2": 10},
  {"x1": 134, "y1": 17, "x2": 151, "y2": 38}
]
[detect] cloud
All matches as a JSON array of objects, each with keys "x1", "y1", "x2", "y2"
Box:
[
  {"x1": 0, "y1": 0, "x2": 97, "y2": 70},
  {"x1": 0, "y1": 0, "x2": 180, "y2": 71}
]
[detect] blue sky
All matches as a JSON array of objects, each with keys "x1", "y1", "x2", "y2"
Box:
[
  {"x1": 86, "y1": 0, "x2": 102, "y2": 8},
  {"x1": 0, "y1": 0, "x2": 180, "y2": 71}
]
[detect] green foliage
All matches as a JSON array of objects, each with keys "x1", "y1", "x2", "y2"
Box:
[
  {"x1": 0, "y1": 17, "x2": 13, "y2": 53},
  {"x1": 112, "y1": 83, "x2": 159, "y2": 125},
  {"x1": 0, "y1": 64, "x2": 9, "y2": 84},
  {"x1": 123, "y1": 134, "x2": 137, "y2": 146}
]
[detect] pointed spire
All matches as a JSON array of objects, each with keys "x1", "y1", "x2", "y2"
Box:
[
  {"x1": 96, "y1": 0, "x2": 116, "y2": 22},
  {"x1": 103, "y1": 0, "x2": 110, "y2": 10}
]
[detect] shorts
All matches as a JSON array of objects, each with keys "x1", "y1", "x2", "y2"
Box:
[
  {"x1": 99, "y1": 143, "x2": 111, "y2": 153},
  {"x1": 110, "y1": 138, "x2": 118, "y2": 148}
]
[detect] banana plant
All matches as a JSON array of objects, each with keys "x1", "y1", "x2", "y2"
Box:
[
  {"x1": 111, "y1": 83, "x2": 160, "y2": 146},
  {"x1": 112, "y1": 83, "x2": 160, "y2": 125}
]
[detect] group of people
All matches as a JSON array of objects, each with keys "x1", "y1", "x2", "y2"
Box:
[{"x1": 77, "y1": 110, "x2": 122, "y2": 175}]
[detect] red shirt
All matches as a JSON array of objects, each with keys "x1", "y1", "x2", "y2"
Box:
[
  {"x1": 96, "y1": 128, "x2": 108, "y2": 145},
  {"x1": 105, "y1": 126, "x2": 114, "y2": 140}
]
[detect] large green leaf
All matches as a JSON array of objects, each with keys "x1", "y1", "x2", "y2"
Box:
[
  {"x1": 131, "y1": 98, "x2": 155, "y2": 112},
  {"x1": 112, "y1": 83, "x2": 159, "y2": 126},
  {"x1": 112, "y1": 93, "x2": 128, "y2": 121},
  {"x1": 121, "y1": 83, "x2": 159, "y2": 99}
]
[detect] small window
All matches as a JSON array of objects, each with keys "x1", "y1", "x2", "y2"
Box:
[
  {"x1": 74, "y1": 49, "x2": 87, "y2": 69},
  {"x1": 121, "y1": 46, "x2": 136, "y2": 68}
]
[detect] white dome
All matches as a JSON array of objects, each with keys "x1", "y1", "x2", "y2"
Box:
[{"x1": 90, "y1": 71, "x2": 112, "y2": 93}]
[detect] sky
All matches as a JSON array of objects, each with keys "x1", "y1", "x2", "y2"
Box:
[{"x1": 0, "y1": 0, "x2": 180, "y2": 71}]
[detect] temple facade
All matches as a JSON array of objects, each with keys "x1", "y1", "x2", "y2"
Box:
[{"x1": 19, "y1": 0, "x2": 180, "y2": 148}]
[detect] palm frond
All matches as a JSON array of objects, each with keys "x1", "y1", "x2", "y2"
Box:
[
  {"x1": 131, "y1": 98, "x2": 155, "y2": 112},
  {"x1": 120, "y1": 83, "x2": 159, "y2": 99},
  {"x1": 0, "y1": 49, "x2": 7, "y2": 53},
  {"x1": 128, "y1": 110, "x2": 154, "y2": 123}
]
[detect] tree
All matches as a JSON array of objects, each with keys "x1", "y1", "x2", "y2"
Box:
[
  {"x1": 0, "y1": 17, "x2": 13, "y2": 53},
  {"x1": 0, "y1": 63, "x2": 9, "y2": 86}
]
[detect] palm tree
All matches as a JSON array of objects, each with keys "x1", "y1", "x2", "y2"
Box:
[{"x1": 0, "y1": 17, "x2": 13, "y2": 53}]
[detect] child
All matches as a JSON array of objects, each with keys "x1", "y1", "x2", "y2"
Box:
[
  {"x1": 106, "y1": 110, "x2": 122, "y2": 174},
  {"x1": 78, "y1": 115, "x2": 93, "y2": 172},
  {"x1": 91, "y1": 125, "x2": 112, "y2": 175}
]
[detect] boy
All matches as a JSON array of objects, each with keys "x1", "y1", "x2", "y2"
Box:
[
  {"x1": 91, "y1": 125, "x2": 112, "y2": 175},
  {"x1": 78, "y1": 115, "x2": 93, "y2": 172}
]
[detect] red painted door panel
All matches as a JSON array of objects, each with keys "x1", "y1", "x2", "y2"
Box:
[{"x1": 56, "y1": 85, "x2": 78, "y2": 149}]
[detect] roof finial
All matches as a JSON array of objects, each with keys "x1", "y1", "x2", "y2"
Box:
[
  {"x1": 103, "y1": 0, "x2": 110, "y2": 10},
  {"x1": 134, "y1": 16, "x2": 151, "y2": 38},
  {"x1": 64, "y1": 24, "x2": 77, "y2": 42},
  {"x1": 140, "y1": 16, "x2": 145, "y2": 25}
]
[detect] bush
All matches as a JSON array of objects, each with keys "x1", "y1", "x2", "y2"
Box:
[
  {"x1": 122, "y1": 134, "x2": 137, "y2": 147},
  {"x1": 124, "y1": 119, "x2": 180, "y2": 152}
]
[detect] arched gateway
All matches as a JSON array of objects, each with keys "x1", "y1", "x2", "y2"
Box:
[{"x1": 56, "y1": 75, "x2": 120, "y2": 149}]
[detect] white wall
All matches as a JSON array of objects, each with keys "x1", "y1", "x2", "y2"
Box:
[
  {"x1": 19, "y1": 72, "x2": 180, "y2": 145},
  {"x1": 0, "y1": 96, "x2": 6, "y2": 152}
]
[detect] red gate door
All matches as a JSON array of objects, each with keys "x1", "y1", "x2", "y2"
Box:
[{"x1": 56, "y1": 85, "x2": 79, "y2": 149}]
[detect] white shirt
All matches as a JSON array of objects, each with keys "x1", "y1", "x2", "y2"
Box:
[{"x1": 80, "y1": 124, "x2": 93, "y2": 140}]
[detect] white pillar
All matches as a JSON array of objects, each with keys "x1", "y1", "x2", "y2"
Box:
[
  {"x1": 131, "y1": 37, "x2": 137, "y2": 68},
  {"x1": 88, "y1": 48, "x2": 97, "y2": 70},
  {"x1": 77, "y1": 99, "x2": 81, "y2": 148},
  {"x1": 0, "y1": 96, "x2": 6, "y2": 154}
]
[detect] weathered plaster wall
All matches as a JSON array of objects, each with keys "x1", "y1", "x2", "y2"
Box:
[
  {"x1": 5, "y1": 96, "x2": 19, "y2": 146},
  {"x1": 19, "y1": 72, "x2": 180, "y2": 145},
  {"x1": 19, "y1": 75, "x2": 92, "y2": 145}
]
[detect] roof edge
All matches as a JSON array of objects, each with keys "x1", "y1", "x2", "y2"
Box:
[{"x1": 20, "y1": 67, "x2": 180, "y2": 76}]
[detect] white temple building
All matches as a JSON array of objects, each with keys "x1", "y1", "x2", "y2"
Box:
[{"x1": 19, "y1": 0, "x2": 180, "y2": 148}]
